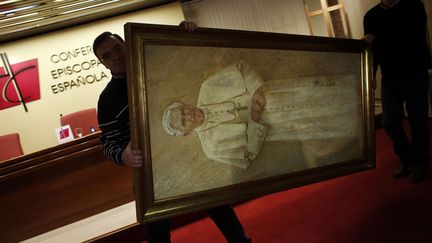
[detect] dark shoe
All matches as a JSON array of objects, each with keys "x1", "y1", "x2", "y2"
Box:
[
  {"x1": 393, "y1": 164, "x2": 411, "y2": 179},
  {"x1": 409, "y1": 166, "x2": 429, "y2": 184}
]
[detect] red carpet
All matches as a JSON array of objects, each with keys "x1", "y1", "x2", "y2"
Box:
[{"x1": 159, "y1": 127, "x2": 432, "y2": 243}]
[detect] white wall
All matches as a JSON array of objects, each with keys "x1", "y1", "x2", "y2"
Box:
[
  {"x1": 182, "y1": 0, "x2": 309, "y2": 35},
  {"x1": 181, "y1": 0, "x2": 380, "y2": 38},
  {"x1": 0, "y1": 2, "x2": 184, "y2": 155},
  {"x1": 344, "y1": 0, "x2": 379, "y2": 39}
]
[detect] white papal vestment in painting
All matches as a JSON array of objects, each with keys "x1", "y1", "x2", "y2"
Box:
[{"x1": 194, "y1": 62, "x2": 359, "y2": 169}]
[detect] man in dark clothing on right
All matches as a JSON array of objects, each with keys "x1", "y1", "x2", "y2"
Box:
[{"x1": 363, "y1": 0, "x2": 431, "y2": 183}]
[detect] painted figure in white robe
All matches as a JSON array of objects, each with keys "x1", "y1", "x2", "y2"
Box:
[{"x1": 162, "y1": 62, "x2": 359, "y2": 169}]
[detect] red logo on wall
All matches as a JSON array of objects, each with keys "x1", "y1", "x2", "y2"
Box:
[
  {"x1": 59, "y1": 127, "x2": 70, "y2": 139},
  {"x1": 0, "y1": 53, "x2": 40, "y2": 112}
]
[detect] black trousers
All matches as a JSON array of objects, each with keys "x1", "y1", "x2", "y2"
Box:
[
  {"x1": 381, "y1": 72, "x2": 430, "y2": 167},
  {"x1": 146, "y1": 205, "x2": 250, "y2": 243}
]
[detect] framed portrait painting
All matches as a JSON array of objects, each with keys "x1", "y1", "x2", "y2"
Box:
[{"x1": 124, "y1": 23, "x2": 375, "y2": 223}]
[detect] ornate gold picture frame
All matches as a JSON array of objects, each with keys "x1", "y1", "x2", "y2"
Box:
[{"x1": 124, "y1": 23, "x2": 374, "y2": 223}]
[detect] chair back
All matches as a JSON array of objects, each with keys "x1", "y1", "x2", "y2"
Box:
[
  {"x1": 60, "y1": 108, "x2": 100, "y2": 138},
  {"x1": 0, "y1": 133, "x2": 24, "y2": 161}
]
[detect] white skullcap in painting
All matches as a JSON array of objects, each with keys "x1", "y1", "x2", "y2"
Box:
[{"x1": 162, "y1": 102, "x2": 186, "y2": 137}]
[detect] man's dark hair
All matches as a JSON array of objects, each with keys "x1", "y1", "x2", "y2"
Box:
[{"x1": 93, "y1": 31, "x2": 124, "y2": 59}]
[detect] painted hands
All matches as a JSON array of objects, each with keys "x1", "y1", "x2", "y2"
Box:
[{"x1": 251, "y1": 87, "x2": 266, "y2": 123}]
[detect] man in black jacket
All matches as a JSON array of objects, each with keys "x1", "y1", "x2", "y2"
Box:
[
  {"x1": 363, "y1": 0, "x2": 431, "y2": 183},
  {"x1": 93, "y1": 22, "x2": 251, "y2": 242}
]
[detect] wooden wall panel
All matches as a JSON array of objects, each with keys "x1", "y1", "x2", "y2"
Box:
[{"x1": 0, "y1": 134, "x2": 134, "y2": 243}]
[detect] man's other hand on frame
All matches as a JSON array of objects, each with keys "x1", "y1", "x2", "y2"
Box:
[
  {"x1": 179, "y1": 20, "x2": 198, "y2": 32},
  {"x1": 362, "y1": 34, "x2": 376, "y2": 45}
]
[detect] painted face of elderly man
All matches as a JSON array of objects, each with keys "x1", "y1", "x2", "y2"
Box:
[{"x1": 163, "y1": 102, "x2": 205, "y2": 137}]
